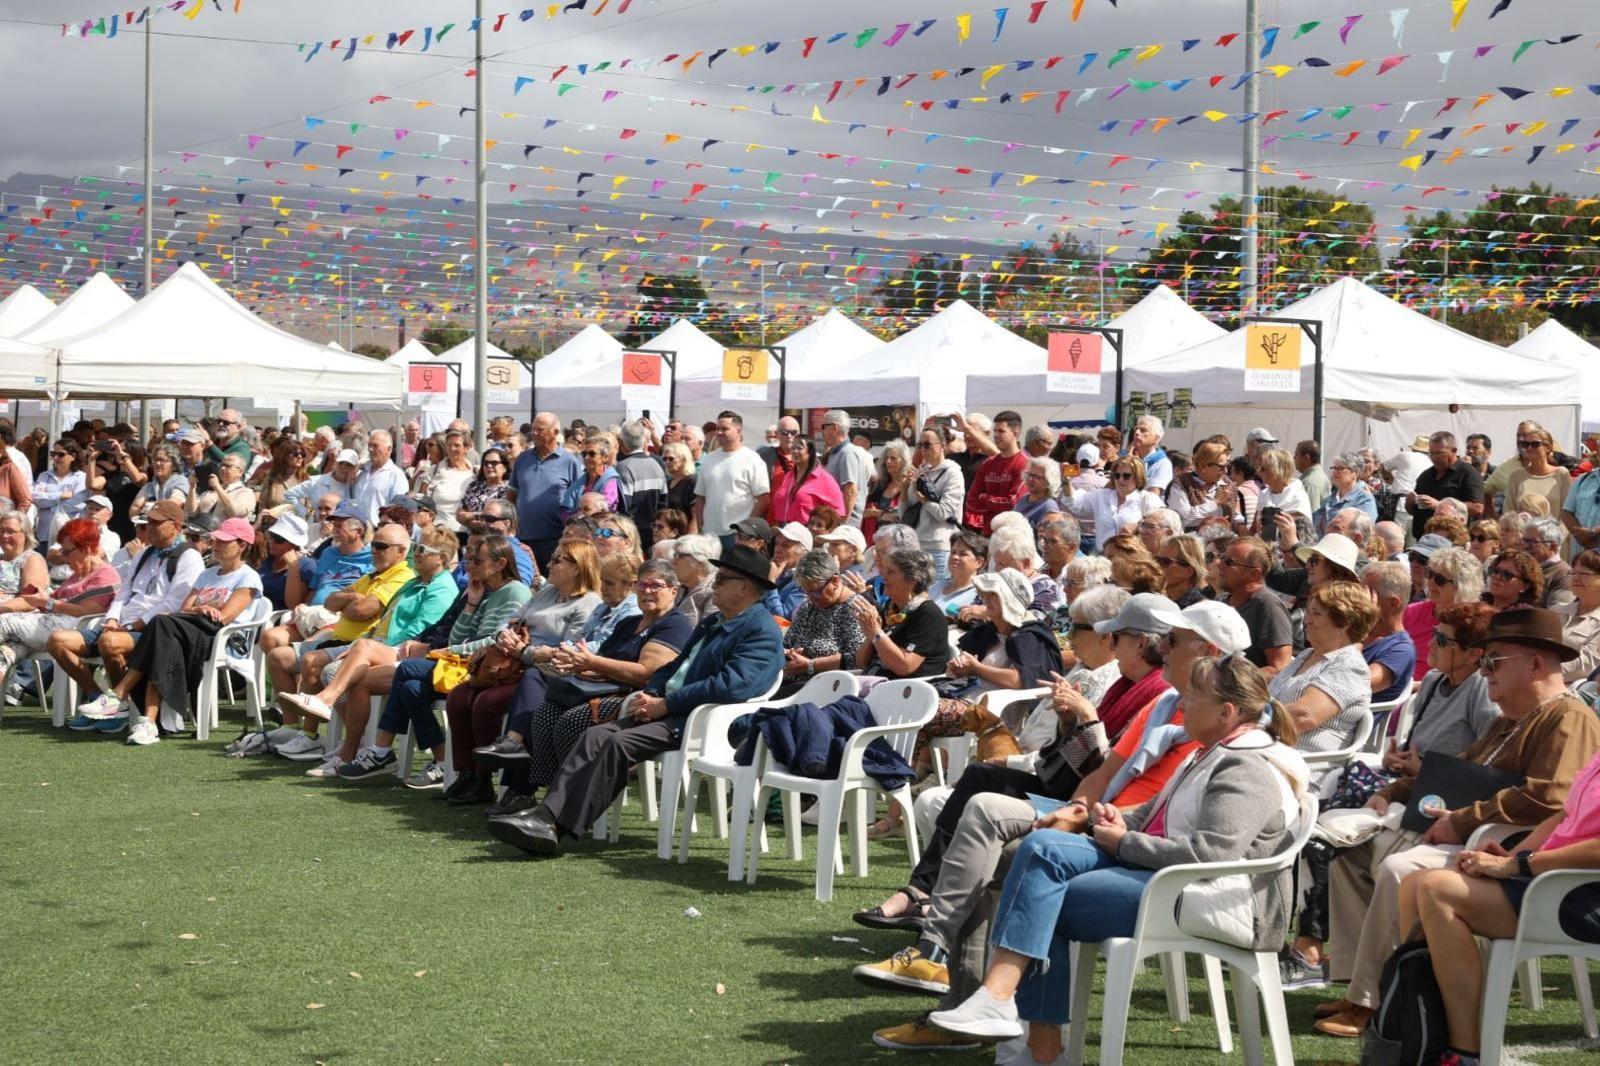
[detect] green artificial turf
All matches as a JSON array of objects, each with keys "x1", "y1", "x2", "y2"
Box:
[{"x1": 2, "y1": 706, "x2": 1596, "y2": 1064}]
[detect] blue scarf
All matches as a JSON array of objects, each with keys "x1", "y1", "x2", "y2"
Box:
[
  {"x1": 1141, "y1": 446, "x2": 1168, "y2": 479},
  {"x1": 1104, "y1": 689, "x2": 1189, "y2": 802}
]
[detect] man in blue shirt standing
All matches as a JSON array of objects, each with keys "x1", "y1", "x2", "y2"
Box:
[{"x1": 511, "y1": 411, "x2": 581, "y2": 573}]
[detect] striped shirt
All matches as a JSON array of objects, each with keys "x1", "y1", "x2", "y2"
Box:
[
  {"x1": 1268, "y1": 643, "x2": 1372, "y2": 785},
  {"x1": 446, "y1": 581, "x2": 532, "y2": 657}
]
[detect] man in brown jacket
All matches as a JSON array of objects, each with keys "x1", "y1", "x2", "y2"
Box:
[{"x1": 1313, "y1": 607, "x2": 1600, "y2": 1038}]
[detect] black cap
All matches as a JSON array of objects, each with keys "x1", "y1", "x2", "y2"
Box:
[
  {"x1": 185, "y1": 511, "x2": 222, "y2": 535},
  {"x1": 731, "y1": 517, "x2": 775, "y2": 547},
  {"x1": 717, "y1": 543, "x2": 778, "y2": 590}
]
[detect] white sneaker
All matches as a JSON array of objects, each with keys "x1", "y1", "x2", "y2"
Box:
[
  {"x1": 275, "y1": 732, "x2": 326, "y2": 761},
  {"x1": 277, "y1": 691, "x2": 334, "y2": 723},
  {"x1": 928, "y1": 987, "x2": 1023, "y2": 1042},
  {"x1": 125, "y1": 717, "x2": 160, "y2": 746},
  {"x1": 304, "y1": 753, "x2": 342, "y2": 779},
  {"x1": 264, "y1": 725, "x2": 301, "y2": 746},
  {"x1": 78, "y1": 692, "x2": 128, "y2": 720}
]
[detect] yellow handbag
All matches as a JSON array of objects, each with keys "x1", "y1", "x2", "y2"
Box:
[{"x1": 427, "y1": 650, "x2": 472, "y2": 694}]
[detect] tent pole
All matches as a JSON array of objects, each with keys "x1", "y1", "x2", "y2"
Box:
[
  {"x1": 138, "y1": 15, "x2": 154, "y2": 447},
  {"x1": 471, "y1": 0, "x2": 489, "y2": 453}
]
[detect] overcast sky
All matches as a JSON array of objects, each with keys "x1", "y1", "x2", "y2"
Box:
[{"x1": 1, "y1": 0, "x2": 1595, "y2": 337}]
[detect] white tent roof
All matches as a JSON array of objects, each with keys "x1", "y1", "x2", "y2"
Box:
[
  {"x1": 14, "y1": 272, "x2": 135, "y2": 346},
  {"x1": 788, "y1": 299, "x2": 1041, "y2": 412},
  {"x1": 1125, "y1": 276, "x2": 1573, "y2": 409},
  {"x1": 965, "y1": 283, "x2": 1224, "y2": 408},
  {"x1": 536, "y1": 324, "x2": 624, "y2": 386},
  {"x1": 427, "y1": 335, "x2": 515, "y2": 378},
  {"x1": 0, "y1": 335, "x2": 55, "y2": 395},
  {"x1": 644, "y1": 319, "x2": 726, "y2": 407},
  {"x1": 50, "y1": 262, "x2": 402, "y2": 402},
  {"x1": 384, "y1": 338, "x2": 440, "y2": 366},
  {"x1": 0, "y1": 284, "x2": 56, "y2": 338},
  {"x1": 1510, "y1": 319, "x2": 1600, "y2": 431},
  {"x1": 774, "y1": 309, "x2": 886, "y2": 379}
]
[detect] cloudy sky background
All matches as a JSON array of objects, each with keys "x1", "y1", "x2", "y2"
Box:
[{"x1": 0, "y1": 0, "x2": 1595, "y2": 340}]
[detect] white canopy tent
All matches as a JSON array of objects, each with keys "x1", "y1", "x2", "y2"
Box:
[
  {"x1": 14, "y1": 272, "x2": 134, "y2": 346},
  {"x1": 644, "y1": 319, "x2": 726, "y2": 425},
  {"x1": 525, "y1": 325, "x2": 626, "y2": 421},
  {"x1": 49, "y1": 263, "x2": 403, "y2": 405},
  {"x1": 785, "y1": 300, "x2": 1041, "y2": 427},
  {"x1": 0, "y1": 335, "x2": 55, "y2": 396},
  {"x1": 384, "y1": 338, "x2": 439, "y2": 367},
  {"x1": 0, "y1": 284, "x2": 56, "y2": 339},
  {"x1": 410, "y1": 335, "x2": 526, "y2": 434},
  {"x1": 1124, "y1": 276, "x2": 1580, "y2": 456},
  {"x1": 1509, "y1": 319, "x2": 1600, "y2": 433},
  {"x1": 967, "y1": 283, "x2": 1226, "y2": 425}
]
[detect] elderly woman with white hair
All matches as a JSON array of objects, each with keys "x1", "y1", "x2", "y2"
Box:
[
  {"x1": 1061, "y1": 553, "x2": 1113, "y2": 606},
  {"x1": 1013, "y1": 456, "x2": 1061, "y2": 528},
  {"x1": 863, "y1": 439, "x2": 914, "y2": 544},
  {"x1": 1313, "y1": 451, "x2": 1379, "y2": 535},
  {"x1": 989, "y1": 519, "x2": 1062, "y2": 613},
  {"x1": 1252, "y1": 448, "x2": 1314, "y2": 535},
  {"x1": 1401, "y1": 545, "x2": 1485, "y2": 682},
  {"x1": 1135, "y1": 508, "x2": 1182, "y2": 556},
  {"x1": 670, "y1": 533, "x2": 721, "y2": 626}
]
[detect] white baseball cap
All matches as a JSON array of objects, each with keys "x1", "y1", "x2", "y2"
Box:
[
  {"x1": 267, "y1": 513, "x2": 309, "y2": 549},
  {"x1": 1149, "y1": 600, "x2": 1252, "y2": 655},
  {"x1": 334, "y1": 448, "x2": 361, "y2": 466},
  {"x1": 86, "y1": 494, "x2": 113, "y2": 511},
  {"x1": 776, "y1": 521, "x2": 814, "y2": 551},
  {"x1": 818, "y1": 526, "x2": 867, "y2": 553}
]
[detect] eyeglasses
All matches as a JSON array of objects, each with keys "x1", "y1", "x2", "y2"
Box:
[
  {"x1": 1427, "y1": 570, "x2": 1454, "y2": 586},
  {"x1": 1221, "y1": 556, "x2": 1252, "y2": 569},
  {"x1": 777, "y1": 428, "x2": 800, "y2": 437},
  {"x1": 1516, "y1": 440, "x2": 1544, "y2": 450},
  {"x1": 1431, "y1": 631, "x2": 1466, "y2": 648},
  {"x1": 415, "y1": 544, "x2": 446, "y2": 557},
  {"x1": 1069, "y1": 623, "x2": 1097, "y2": 634},
  {"x1": 1155, "y1": 555, "x2": 1185, "y2": 568},
  {"x1": 1479, "y1": 651, "x2": 1530, "y2": 674},
  {"x1": 1470, "y1": 534, "x2": 1498, "y2": 544},
  {"x1": 1112, "y1": 472, "x2": 1136, "y2": 482},
  {"x1": 372, "y1": 541, "x2": 406, "y2": 551},
  {"x1": 550, "y1": 555, "x2": 574, "y2": 566},
  {"x1": 594, "y1": 528, "x2": 621, "y2": 539},
  {"x1": 482, "y1": 459, "x2": 506, "y2": 468},
  {"x1": 1489, "y1": 568, "x2": 1522, "y2": 582},
  {"x1": 50, "y1": 451, "x2": 68, "y2": 458},
  {"x1": 634, "y1": 580, "x2": 673, "y2": 593},
  {"x1": 1574, "y1": 569, "x2": 1600, "y2": 581},
  {"x1": 581, "y1": 450, "x2": 603, "y2": 459},
  {"x1": 480, "y1": 514, "x2": 509, "y2": 524}
]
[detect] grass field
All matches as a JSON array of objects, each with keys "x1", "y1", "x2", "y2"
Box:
[{"x1": 3, "y1": 706, "x2": 1597, "y2": 1065}]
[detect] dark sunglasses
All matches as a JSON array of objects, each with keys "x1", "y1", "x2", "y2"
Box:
[
  {"x1": 1431, "y1": 631, "x2": 1466, "y2": 648},
  {"x1": 1111, "y1": 472, "x2": 1136, "y2": 482},
  {"x1": 1427, "y1": 570, "x2": 1454, "y2": 585},
  {"x1": 1155, "y1": 555, "x2": 1186, "y2": 568},
  {"x1": 581, "y1": 450, "x2": 603, "y2": 458},
  {"x1": 1490, "y1": 568, "x2": 1522, "y2": 582},
  {"x1": 50, "y1": 451, "x2": 69, "y2": 458},
  {"x1": 1516, "y1": 440, "x2": 1545, "y2": 450},
  {"x1": 372, "y1": 541, "x2": 406, "y2": 551},
  {"x1": 1470, "y1": 534, "x2": 1497, "y2": 544}
]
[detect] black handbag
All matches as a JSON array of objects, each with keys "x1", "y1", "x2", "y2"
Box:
[{"x1": 544, "y1": 673, "x2": 629, "y2": 707}]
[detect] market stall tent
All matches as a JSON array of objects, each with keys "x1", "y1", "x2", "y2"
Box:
[
  {"x1": 965, "y1": 283, "x2": 1226, "y2": 426},
  {"x1": 528, "y1": 325, "x2": 626, "y2": 418},
  {"x1": 1509, "y1": 319, "x2": 1600, "y2": 433},
  {"x1": 0, "y1": 285, "x2": 56, "y2": 339},
  {"x1": 14, "y1": 272, "x2": 134, "y2": 346},
  {"x1": 786, "y1": 300, "x2": 1041, "y2": 426},
  {"x1": 1123, "y1": 276, "x2": 1580, "y2": 456},
  {"x1": 48, "y1": 263, "x2": 402, "y2": 403}
]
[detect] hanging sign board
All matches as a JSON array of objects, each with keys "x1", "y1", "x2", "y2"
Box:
[
  {"x1": 485, "y1": 359, "x2": 523, "y2": 405},
  {"x1": 406, "y1": 363, "x2": 454, "y2": 411},
  {"x1": 1244, "y1": 324, "x2": 1303, "y2": 393},
  {"x1": 721, "y1": 349, "x2": 770, "y2": 402},
  {"x1": 1045, "y1": 332, "x2": 1104, "y2": 394},
  {"x1": 620, "y1": 351, "x2": 667, "y2": 405}
]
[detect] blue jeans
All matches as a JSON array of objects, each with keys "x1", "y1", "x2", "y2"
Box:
[
  {"x1": 927, "y1": 549, "x2": 950, "y2": 584},
  {"x1": 990, "y1": 830, "x2": 1153, "y2": 1025},
  {"x1": 377, "y1": 657, "x2": 444, "y2": 750}
]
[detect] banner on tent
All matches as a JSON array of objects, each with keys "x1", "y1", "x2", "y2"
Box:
[
  {"x1": 406, "y1": 363, "x2": 454, "y2": 411},
  {"x1": 721, "y1": 349, "x2": 770, "y2": 403},
  {"x1": 800, "y1": 406, "x2": 917, "y2": 447},
  {"x1": 1245, "y1": 325, "x2": 1303, "y2": 393},
  {"x1": 485, "y1": 359, "x2": 523, "y2": 405},
  {"x1": 1046, "y1": 332, "x2": 1103, "y2": 395},
  {"x1": 620, "y1": 351, "x2": 668, "y2": 406}
]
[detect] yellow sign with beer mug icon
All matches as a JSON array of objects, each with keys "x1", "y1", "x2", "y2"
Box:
[{"x1": 722, "y1": 348, "x2": 770, "y2": 402}]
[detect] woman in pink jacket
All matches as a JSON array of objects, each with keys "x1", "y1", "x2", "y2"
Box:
[{"x1": 769, "y1": 436, "x2": 845, "y2": 527}]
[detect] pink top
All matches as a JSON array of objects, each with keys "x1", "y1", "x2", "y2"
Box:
[
  {"x1": 768, "y1": 465, "x2": 845, "y2": 527},
  {"x1": 56, "y1": 561, "x2": 119, "y2": 613},
  {"x1": 1541, "y1": 749, "x2": 1600, "y2": 853},
  {"x1": 1402, "y1": 599, "x2": 1436, "y2": 681}
]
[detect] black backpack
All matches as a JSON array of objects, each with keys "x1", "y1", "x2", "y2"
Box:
[{"x1": 1360, "y1": 937, "x2": 1449, "y2": 1066}]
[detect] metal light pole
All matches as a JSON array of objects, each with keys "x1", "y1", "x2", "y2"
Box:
[
  {"x1": 472, "y1": 0, "x2": 489, "y2": 451},
  {"x1": 1241, "y1": 0, "x2": 1261, "y2": 319},
  {"x1": 138, "y1": 14, "x2": 156, "y2": 440}
]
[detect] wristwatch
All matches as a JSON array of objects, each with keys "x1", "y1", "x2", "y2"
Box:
[{"x1": 1516, "y1": 850, "x2": 1535, "y2": 878}]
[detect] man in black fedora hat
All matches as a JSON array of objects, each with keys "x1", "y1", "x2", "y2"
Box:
[
  {"x1": 488, "y1": 543, "x2": 784, "y2": 857},
  {"x1": 1316, "y1": 606, "x2": 1600, "y2": 1038}
]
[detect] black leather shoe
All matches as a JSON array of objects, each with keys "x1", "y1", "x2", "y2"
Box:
[
  {"x1": 487, "y1": 806, "x2": 562, "y2": 856},
  {"x1": 486, "y1": 789, "x2": 537, "y2": 818},
  {"x1": 473, "y1": 737, "x2": 532, "y2": 770},
  {"x1": 447, "y1": 774, "x2": 496, "y2": 806}
]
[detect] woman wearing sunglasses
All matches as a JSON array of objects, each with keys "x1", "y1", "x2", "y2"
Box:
[
  {"x1": 32, "y1": 439, "x2": 86, "y2": 544},
  {"x1": 1491, "y1": 425, "x2": 1570, "y2": 522},
  {"x1": 1059, "y1": 456, "x2": 1161, "y2": 552},
  {"x1": 455, "y1": 449, "x2": 511, "y2": 532},
  {"x1": 1465, "y1": 519, "x2": 1501, "y2": 565},
  {"x1": 1156, "y1": 534, "x2": 1208, "y2": 608},
  {"x1": 414, "y1": 429, "x2": 476, "y2": 533},
  {"x1": 1401, "y1": 546, "x2": 1484, "y2": 683},
  {"x1": 559, "y1": 432, "x2": 621, "y2": 520},
  {"x1": 251, "y1": 437, "x2": 311, "y2": 514},
  {"x1": 1485, "y1": 549, "x2": 1543, "y2": 613},
  {"x1": 1557, "y1": 549, "x2": 1600, "y2": 683}
]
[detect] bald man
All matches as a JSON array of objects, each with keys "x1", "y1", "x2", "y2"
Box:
[{"x1": 512, "y1": 411, "x2": 582, "y2": 571}]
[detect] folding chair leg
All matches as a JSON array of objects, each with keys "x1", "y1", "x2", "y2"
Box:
[
  {"x1": 1097, "y1": 941, "x2": 1140, "y2": 1066},
  {"x1": 1203, "y1": 954, "x2": 1234, "y2": 1054},
  {"x1": 1161, "y1": 952, "x2": 1191, "y2": 1024},
  {"x1": 1574, "y1": 955, "x2": 1598, "y2": 1039}
]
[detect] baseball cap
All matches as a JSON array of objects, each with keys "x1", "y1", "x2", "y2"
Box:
[
  {"x1": 185, "y1": 511, "x2": 222, "y2": 536},
  {"x1": 383, "y1": 495, "x2": 420, "y2": 514},
  {"x1": 85, "y1": 494, "x2": 113, "y2": 511},
  {"x1": 334, "y1": 448, "x2": 361, "y2": 466},
  {"x1": 134, "y1": 500, "x2": 186, "y2": 526},
  {"x1": 1075, "y1": 443, "x2": 1100, "y2": 466},
  {"x1": 1148, "y1": 599, "x2": 1251, "y2": 655},
  {"x1": 1246, "y1": 427, "x2": 1279, "y2": 445},
  {"x1": 267, "y1": 513, "x2": 309, "y2": 548},
  {"x1": 1408, "y1": 533, "x2": 1453, "y2": 561},
  {"x1": 211, "y1": 517, "x2": 257, "y2": 544},
  {"x1": 972, "y1": 570, "x2": 1034, "y2": 628},
  {"x1": 731, "y1": 517, "x2": 775, "y2": 547},
  {"x1": 818, "y1": 526, "x2": 867, "y2": 554},
  {"x1": 167, "y1": 427, "x2": 208, "y2": 445},
  {"x1": 331, "y1": 500, "x2": 370, "y2": 527},
  {"x1": 775, "y1": 521, "x2": 814, "y2": 551},
  {"x1": 1092, "y1": 592, "x2": 1180, "y2": 636},
  {"x1": 414, "y1": 496, "x2": 438, "y2": 514}
]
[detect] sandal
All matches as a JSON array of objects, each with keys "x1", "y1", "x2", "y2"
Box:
[
  {"x1": 853, "y1": 887, "x2": 931, "y2": 931},
  {"x1": 866, "y1": 818, "x2": 907, "y2": 841}
]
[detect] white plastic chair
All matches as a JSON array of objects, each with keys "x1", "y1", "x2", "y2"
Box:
[
  {"x1": 1479, "y1": 870, "x2": 1600, "y2": 1064},
  {"x1": 1363, "y1": 692, "x2": 1410, "y2": 755},
  {"x1": 745, "y1": 678, "x2": 939, "y2": 902},
  {"x1": 675, "y1": 671, "x2": 860, "y2": 880},
  {"x1": 1066, "y1": 793, "x2": 1319, "y2": 1066},
  {"x1": 928, "y1": 686, "x2": 1050, "y2": 788},
  {"x1": 194, "y1": 598, "x2": 276, "y2": 740},
  {"x1": 46, "y1": 613, "x2": 108, "y2": 726},
  {"x1": 396, "y1": 695, "x2": 454, "y2": 787},
  {"x1": 1300, "y1": 703, "x2": 1374, "y2": 772}
]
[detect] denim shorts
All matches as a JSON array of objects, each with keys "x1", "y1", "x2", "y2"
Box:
[
  {"x1": 1500, "y1": 875, "x2": 1600, "y2": 944},
  {"x1": 82, "y1": 623, "x2": 141, "y2": 649}
]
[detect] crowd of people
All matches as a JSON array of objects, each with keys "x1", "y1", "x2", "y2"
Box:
[{"x1": 9, "y1": 404, "x2": 1600, "y2": 1066}]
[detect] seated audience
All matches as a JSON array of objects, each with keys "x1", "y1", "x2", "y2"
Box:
[
  {"x1": 670, "y1": 533, "x2": 721, "y2": 626},
  {"x1": 1518, "y1": 516, "x2": 1574, "y2": 609},
  {"x1": 1013, "y1": 457, "x2": 1060, "y2": 528},
  {"x1": 1467, "y1": 519, "x2": 1501, "y2": 564},
  {"x1": 1267, "y1": 581, "x2": 1377, "y2": 782},
  {"x1": 1060, "y1": 554, "x2": 1112, "y2": 607},
  {"x1": 1484, "y1": 549, "x2": 1542, "y2": 612},
  {"x1": 0, "y1": 518, "x2": 118, "y2": 683},
  {"x1": 851, "y1": 548, "x2": 951, "y2": 681},
  {"x1": 1155, "y1": 534, "x2": 1206, "y2": 608},
  {"x1": 930, "y1": 531, "x2": 986, "y2": 619},
  {"x1": 1034, "y1": 513, "x2": 1079, "y2": 585},
  {"x1": 1059, "y1": 455, "x2": 1161, "y2": 551},
  {"x1": 1402, "y1": 545, "x2": 1483, "y2": 681},
  {"x1": 1360, "y1": 560, "x2": 1419, "y2": 704},
  {"x1": 778, "y1": 550, "x2": 865, "y2": 696},
  {"x1": 1558, "y1": 549, "x2": 1600, "y2": 682}
]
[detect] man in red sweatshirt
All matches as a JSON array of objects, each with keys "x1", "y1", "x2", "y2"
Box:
[{"x1": 962, "y1": 409, "x2": 1029, "y2": 534}]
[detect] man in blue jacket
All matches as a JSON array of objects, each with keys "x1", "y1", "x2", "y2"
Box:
[{"x1": 488, "y1": 543, "x2": 785, "y2": 856}]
